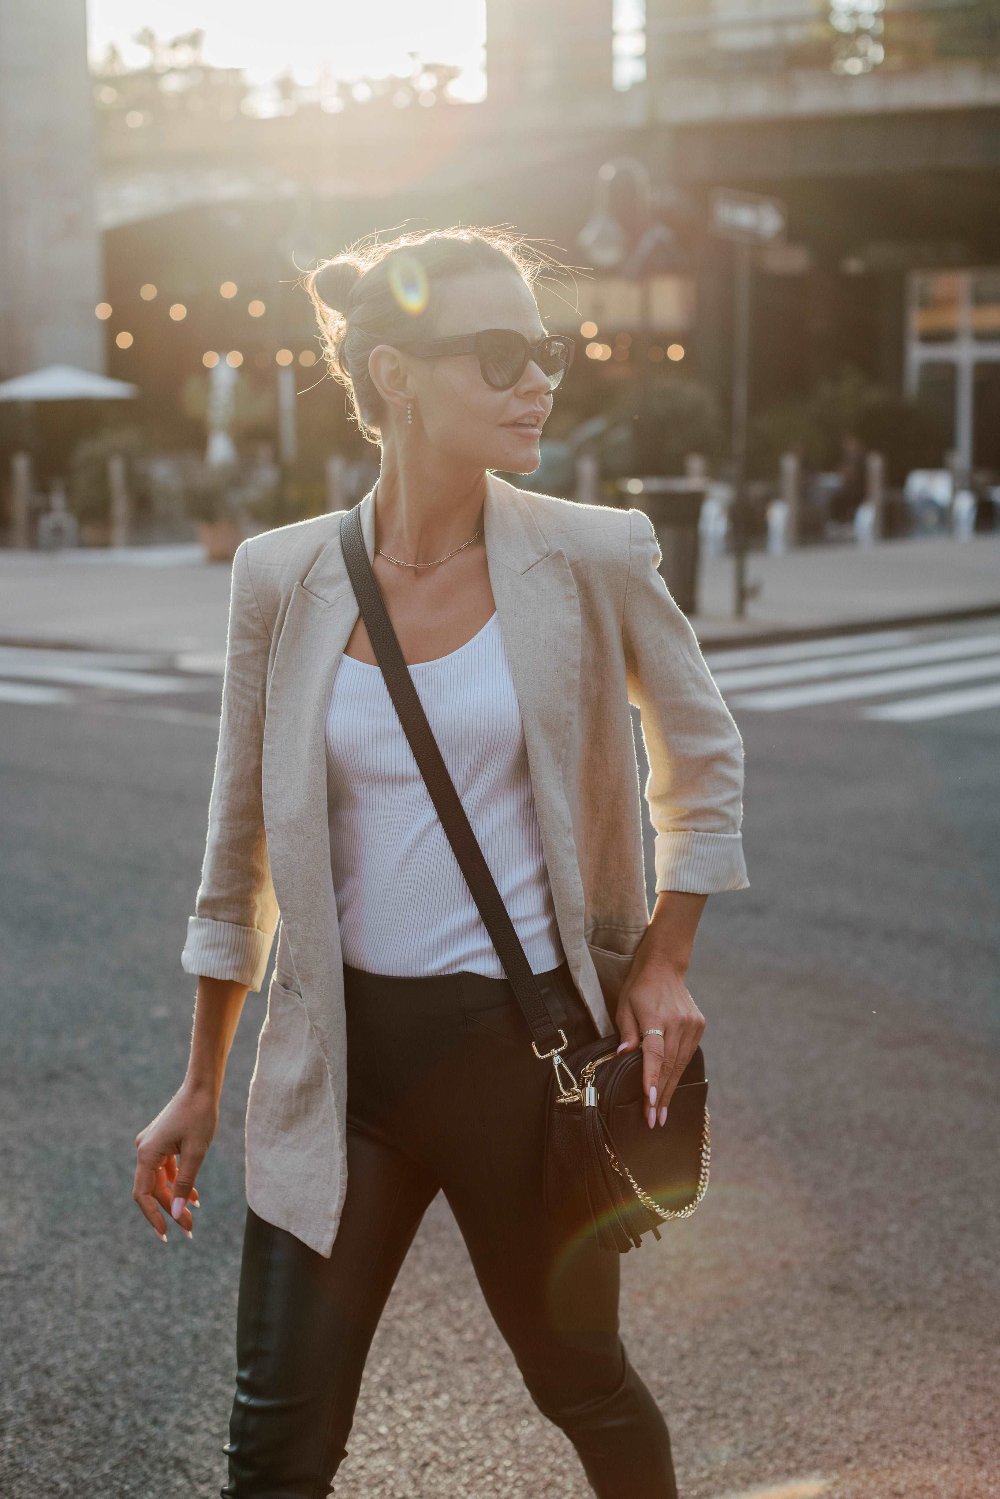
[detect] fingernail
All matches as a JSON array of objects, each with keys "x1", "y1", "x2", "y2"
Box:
[
  {"x1": 171, "y1": 1197, "x2": 186, "y2": 1220},
  {"x1": 190, "y1": 1198, "x2": 200, "y2": 1209},
  {"x1": 156, "y1": 1228, "x2": 167, "y2": 1244},
  {"x1": 181, "y1": 1226, "x2": 193, "y2": 1240},
  {"x1": 648, "y1": 1085, "x2": 657, "y2": 1106},
  {"x1": 647, "y1": 1106, "x2": 656, "y2": 1129},
  {"x1": 616, "y1": 1041, "x2": 629, "y2": 1053},
  {"x1": 658, "y1": 1105, "x2": 668, "y2": 1126}
]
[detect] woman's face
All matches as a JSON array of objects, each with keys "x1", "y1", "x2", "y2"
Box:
[{"x1": 371, "y1": 268, "x2": 556, "y2": 475}]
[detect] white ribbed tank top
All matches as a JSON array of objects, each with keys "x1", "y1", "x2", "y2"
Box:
[{"x1": 324, "y1": 609, "x2": 565, "y2": 978}]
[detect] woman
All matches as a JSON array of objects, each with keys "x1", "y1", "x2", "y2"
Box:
[{"x1": 133, "y1": 226, "x2": 750, "y2": 1497}]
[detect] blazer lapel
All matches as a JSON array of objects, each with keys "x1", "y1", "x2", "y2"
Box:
[{"x1": 261, "y1": 472, "x2": 584, "y2": 1050}]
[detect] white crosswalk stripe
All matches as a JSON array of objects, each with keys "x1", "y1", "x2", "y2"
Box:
[
  {"x1": 3, "y1": 622, "x2": 999, "y2": 725},
  {"x1": 864, "y1": 681, "x2": 1000, "y2": 721},
  {"x1": 710, "y1": 633, "x2": 1000, "y2": 693},
  {"x1": 705, "y1": 621, "x2": 1000, "y2": 722},
  {"x1": 0, "y1": 680, "x2": 75, "y2": 705},
  {"x1": 0, "y1": 644, "x2": 216, "y2": 709},
  {"x1": 704, "y1": 626, "x2": 920, "y2": 671}
]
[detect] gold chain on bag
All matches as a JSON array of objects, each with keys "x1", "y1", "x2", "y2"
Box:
[
  {"x1": 603, "y1": 1107, "x2": 711, "y2": 1221},
  {"x1": 547, "y1": 1045, "x2": 712, "y2": 1222}
]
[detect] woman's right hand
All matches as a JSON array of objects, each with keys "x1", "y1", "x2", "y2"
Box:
[{"x1": 133, "y1": 1082, "x2": 218, "y2": 1243}]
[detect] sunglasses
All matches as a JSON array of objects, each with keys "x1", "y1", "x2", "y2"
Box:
[{"x1": 390, "y1": 328, "x2": 576, "y2": 391}]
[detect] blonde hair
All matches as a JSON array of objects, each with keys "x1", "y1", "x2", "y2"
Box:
[{"x1": 300, "y1": 224, "x2": 570, "y2": 444}]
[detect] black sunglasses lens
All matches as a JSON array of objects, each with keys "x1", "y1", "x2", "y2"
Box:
[
  {"x1": 478, "y1": 332, "x2": 526, "y2": 388},
  {"x1": 539, "y1": 337, "x2": 573, "y2": 389},
  {"x1": 478, "y1": 332, "x2": 574, "y2": 390}
]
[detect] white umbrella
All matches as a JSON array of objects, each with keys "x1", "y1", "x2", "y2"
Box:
[{"x1": 0, "y1": 364, "x2": 139, "y2": 402}]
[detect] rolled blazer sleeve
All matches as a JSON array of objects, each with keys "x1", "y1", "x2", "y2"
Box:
[
  {"x1": 180, "y1": 539, "x2": 279, "y2": 990},
  {"x1": 623, "y1": 507, "x2": 750, "y2": 895}
]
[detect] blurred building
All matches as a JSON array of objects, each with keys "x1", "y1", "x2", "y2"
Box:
[
  {"x1": 0, "y1": 0, "x2": 102, "y2": 373},
  {"x1": 22, "y1": 0, "x2": 994, "y2": 482},
  {"x1": 485, "y1": 0, "x2": 615, "y2": 103},
  {"x1": 638, "y1": 0, "x2": 1000, "y2": 480}
]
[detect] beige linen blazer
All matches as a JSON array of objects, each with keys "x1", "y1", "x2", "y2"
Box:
[{"x1": 180, "y1": 472, "x2": 749, "y2": 1257}]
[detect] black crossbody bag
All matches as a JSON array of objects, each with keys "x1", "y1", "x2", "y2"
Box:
[{"x1": 340, "y1": 504, "x2": 711, "y2": 1252}]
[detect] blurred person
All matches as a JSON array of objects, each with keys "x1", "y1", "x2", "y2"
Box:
[
  {"x1": 831, "y1": 431, "x2": 867, "y2": 526},
  {"x1": 132, "y1": 226, "x2": 749, "y2": 1497}
]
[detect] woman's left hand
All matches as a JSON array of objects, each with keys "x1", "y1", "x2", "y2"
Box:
[{"x1": 614, "y1": 951, "x2": 705, "y2": 1129}]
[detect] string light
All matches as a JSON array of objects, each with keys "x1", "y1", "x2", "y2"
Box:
[
  {"x1": 220, "y1": 281, "x2": 238, "y2": 298},
  {"x1": 169, "y1": 303, "x2": 187, "y2": 320},
  {"x1": 140, "y1": 283, "x2": 157, "y2": 300},
  {"x1": 203, "y1": 351, "x2": 220, "y2": 368},
  {"x1": 298, "y1": 350, "x2": 317, "y2": 366},
  {"x1": 115, "y1": 331, "x2": 134, "y2": 348},
  {"x1": 226, "y1": 350, "x2": 243, "y2": 367},
  {"x1": 248, "y1": 299, "x2": 266, "y2": 317},
  {"x1": 95, "y1": 302, "x2": 112, "y2": 319},
  {"x1": 275, "y1": 349, "x2": 294, "y2": 366}
]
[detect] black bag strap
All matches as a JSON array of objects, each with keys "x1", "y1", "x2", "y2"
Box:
[{"x1": 340, "y1": 503, "x2": 568, "y2": 1057}]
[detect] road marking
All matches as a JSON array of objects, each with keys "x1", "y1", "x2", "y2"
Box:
[
  {"x1": 79, "y1": 701, "x2": 220, "y2": 727},
  {"x1": 711, "y1": 632, "x2": 1000, "y2": 692},
  {"x1": 704, "y1": 626, "x2": 919, "y2": 670},
  {"x1": 173, "y1": 650, "x2": 227, "y2": 674},
  {"x1": 0, "y1": 646, "x2": 172, "y2": 672},
  {"x1": 728, "y1": 653, "x2": 1000, "y2": 710},
  {"x1": 0, "y1": 659, "x2": 208, "y2": 694},
  {"x1": 0, "y1": 681, "x2": 75, "y2": 704},
  {"x1": 863, "y1": 680, "x2": 1000, "y2": 720}
]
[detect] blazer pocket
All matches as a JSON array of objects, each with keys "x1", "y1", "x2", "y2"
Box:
[
  {"x1": 244, "y1": 974, "x2": 340, "y2": 1244},
  {"x1": 247, "y1": 976, "x2": 330, "y2": 1137},
  {"x1": 272, "y1": 963, "x2": 303, "y2": 1000},
  {"x1": 586, "y1": 940, "x2": 639, "y2": 1012}
]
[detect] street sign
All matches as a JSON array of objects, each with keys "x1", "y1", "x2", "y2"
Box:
[{"x1": 711, "y1": 189, "x2": 787, "y2": 245}]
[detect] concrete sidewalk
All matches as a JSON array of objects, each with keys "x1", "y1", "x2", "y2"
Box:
[{"x1": 0, "y1": 531, "x2": 997, "y2": 669}]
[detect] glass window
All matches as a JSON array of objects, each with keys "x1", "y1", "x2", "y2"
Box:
[
  {"x1": 971, "y1": 272, "x2": 1000, "y2": 341},
  {"x1": 911, "y1": 272, "x2": 963, "y2": 343},
  {"x1": 915, "y1": 361, "x2": 957, "y2": 456}
]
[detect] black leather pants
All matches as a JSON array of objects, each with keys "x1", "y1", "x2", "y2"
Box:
[{"x1": 220, "y1": 959, "x2": 678, "y2": 1498}]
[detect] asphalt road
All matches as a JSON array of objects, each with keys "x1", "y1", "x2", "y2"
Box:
[{"x1": 1, "y1": 619, "x2": 997, "y2": 1498}]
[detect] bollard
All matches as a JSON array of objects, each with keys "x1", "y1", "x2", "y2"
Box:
[
  {"x1": 766, "y1": 498, "x2": 789, "y2": 554},
  {"x1": 865, "y1": 451, "x2": 886, "y2": 540},
  {"x1": 574, "y1": 449, "x2": 601, "y2": 506},
  {"x1": 10, "y1": 451, "x2": 33, "y2": 548},
  {"x1": 952, "y1": 489, "x2": 977, "y2": 540},
  {"x1": 854, "y1": 500, "x2": 877, "y2": 546},
  {"x1": 108, "y1": 452, "x2": 130, "y2": 547},
  {"x1": 326, "y1": 453, "x2": 347, "y2": 513},
  {"x1": 780, "y1": 451, "x2": 802, "y2": 547},
  {"x1": 700, "y1": 494, "x2": 729, "y2": 559}
]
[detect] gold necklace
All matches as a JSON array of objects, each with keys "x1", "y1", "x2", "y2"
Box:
[{"x1": 376, "y1": 525, "x2": 483, "y2": 569}]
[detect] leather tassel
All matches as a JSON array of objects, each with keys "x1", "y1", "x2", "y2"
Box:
[
  {"x1": 583, "y1": 1103, "x2": 638, "y2": 1251},
  {"x1": 596, "y1": 1110, "x2": 643, "y2": 1251}
]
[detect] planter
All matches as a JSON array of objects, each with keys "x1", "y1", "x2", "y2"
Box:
[
  {"x1": 80, "y1": 521, "x2": 112, "y2": 547},
  {"x1": 197, "y1": 517, "x2": 242, "y2": 563}
]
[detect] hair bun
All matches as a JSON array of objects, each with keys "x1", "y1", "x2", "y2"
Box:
[{"x1": 312, "y1": 259, "x2": 362, "y2": 316}]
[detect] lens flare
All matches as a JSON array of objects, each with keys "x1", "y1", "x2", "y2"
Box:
[{"x1": 387, "y1": 254, "x2": 430, "y2": 318}]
